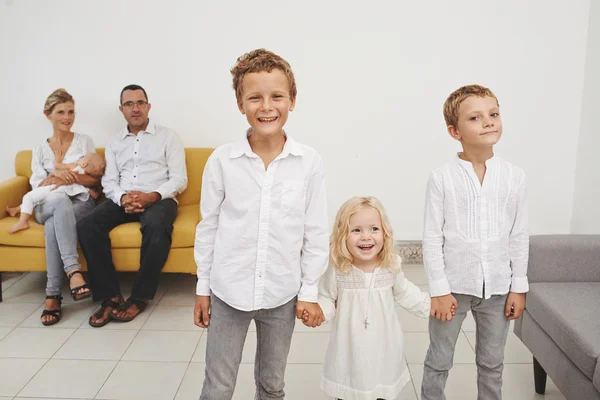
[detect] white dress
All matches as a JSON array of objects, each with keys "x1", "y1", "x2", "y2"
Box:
[{"x1": 318, "y1": 255, "x2": 431, "y2": 400}]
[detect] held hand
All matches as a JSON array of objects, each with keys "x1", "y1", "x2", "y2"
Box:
[
  {"x1": 51, "y1": 169, "x2": 79, "y2": 184},
  {"x1": 296, "y1": 301, "x2": 324, "y2": 328},
  {"x1": 194, "y1": 296, "x2": 211, "y2": 328},
  {"x1": 431, "y1": 294, "x2": 458, "y2": 322},
  {"x1": 124, "y1": 191, "x2": 161, "y2": 213},
  {"x1": 505, "y1": 292, "x2": 525, "y2": 320}
]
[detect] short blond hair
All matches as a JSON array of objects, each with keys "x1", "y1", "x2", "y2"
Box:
[
  {"x1": 443, "y1": 85, "x2": 498, "y2": 127},
  {"x1": 44, "y1": 88, "x2": 74, "y2": 115},
  {"x1": 330, "y1": 196, "x2": 398, "y2": 274},
  {"x1": 230, "y1": 49, "x2": 297, "y2": 104}
]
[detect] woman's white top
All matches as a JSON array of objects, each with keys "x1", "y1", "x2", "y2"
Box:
[
  {"x1": 318, "y1": 255, "x2": 431, "y2": 400},
  {"x1": 30, "y1": 133, "x2": 96, "y2": 201}
]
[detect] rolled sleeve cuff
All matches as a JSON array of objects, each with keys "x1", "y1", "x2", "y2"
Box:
[
  {"x1": 196, "y1": 278, "x2": 211, "y2": 296},
  {"x1": 113, "y1": 190, "x2": 126, "y2": 206},
  {"x1": 429, "y1": 278, "x2": 452, "y2": 298},
  {"x1": 155, "y1": 186, "x2": 174, "y2": 201},
  {"x1": 297, "y1": 282, "x2": 319, "y2": 303},
  {"x1": 510, "y1": 276, "x2": 529, "y2": 293}
]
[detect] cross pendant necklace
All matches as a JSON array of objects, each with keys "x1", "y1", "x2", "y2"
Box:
[{"x1": 352, "y1": 267, "x2": 375, "y2": 330}]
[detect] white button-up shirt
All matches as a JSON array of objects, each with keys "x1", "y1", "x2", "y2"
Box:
[
  {"x1": 195, "y1": 134, "x2": 329, "y2": 311},
  {"x1": 102, "y1": 123, "x2": 187, "y2": 205},
  {"x1": 423, "y1": 154, "x2": 529, "y2": 299}
]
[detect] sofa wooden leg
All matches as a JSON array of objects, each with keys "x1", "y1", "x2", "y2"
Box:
[{"x1": 533, "y1": 357, "x2": 547, "y2": 394}]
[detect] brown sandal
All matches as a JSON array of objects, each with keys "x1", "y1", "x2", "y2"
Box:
[
  {"x1": 111, "y1": 298, "x2": 147, "y2": 322},
  {"x1": 89, "y1": 299, "x2": 121, "y2": 328}
]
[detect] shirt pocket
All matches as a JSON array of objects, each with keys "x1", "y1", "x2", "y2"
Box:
[{"x1": 280, "y1": 180, "x2": 305, "y2": 218}]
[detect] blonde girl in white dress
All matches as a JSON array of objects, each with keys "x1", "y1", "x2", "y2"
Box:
[{"x1": 309, "y1": 197, "x2": 437, "y2": 400}]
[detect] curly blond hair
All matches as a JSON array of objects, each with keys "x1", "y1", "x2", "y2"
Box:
[
  {"x1": 443, "y1": 84, "x2": 498, "y2": 127},
  {"x1": 330, "y1": 196, "x2": 398, "y2": 274},
  {"x1": 230, "y1": 48, "x2": 297, "y2": 104},
  {"x1": 44, "y1": 88, "x2": 74, "y2": 115}
]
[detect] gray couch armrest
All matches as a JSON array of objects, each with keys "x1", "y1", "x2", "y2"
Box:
[{"x1": 528, "y1": 235, "x2": 600, "y2": 283}]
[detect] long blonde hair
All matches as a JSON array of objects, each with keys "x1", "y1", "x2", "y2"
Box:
[{"x1": 330, "y1": 196, "x2": 398, "y2": 274}]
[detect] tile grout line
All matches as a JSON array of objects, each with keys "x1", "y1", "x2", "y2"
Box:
[
  {"x1": 172, "y1": 361, "x2": 193, "y2": 400},
  {"x1": 91, "y1": 287, "x2": 170, "y2": 400},
  {"x1": 13, "y1": 357, "x2": 53, "y2": 398},
  {"x1": 92, "y1": 325, "x2": 143, "y2": 399},
  {"x1": 188, "y1": 328, "x2": 205, "y2": 364}
]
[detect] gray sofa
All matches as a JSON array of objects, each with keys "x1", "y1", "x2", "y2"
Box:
[{"x1": 515, "y1": 235, "x2": 600, "y2": 400}]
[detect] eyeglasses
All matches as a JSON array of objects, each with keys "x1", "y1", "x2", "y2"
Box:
[{"x1": 122, "y1": 100, "x2": 148, "y2": 109}]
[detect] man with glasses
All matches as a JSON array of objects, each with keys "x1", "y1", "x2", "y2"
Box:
[{"x1": 78, "y1": 84, "x2": 187, "y2": 327}]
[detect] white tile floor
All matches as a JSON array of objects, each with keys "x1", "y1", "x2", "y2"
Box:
[{"x1": 0, "y1": 267, "x2": 566, "y2": 400}]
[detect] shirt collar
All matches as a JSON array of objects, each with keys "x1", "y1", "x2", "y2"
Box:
[
  {"x1": 121, "y1": 121, "x2": 155, "y2": 139},
  {"x1": 455, "y1": 152, "x2": 497, "y2": 169},
  {"x1": 229, "y1": 130, "x2": 304, "y2": 159}
]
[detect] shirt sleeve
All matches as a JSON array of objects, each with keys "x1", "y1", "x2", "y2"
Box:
[
  {"x1": 101, "y1": 137, "x2": 126, "y2": 205},
  {"x1": 154, "y1": 130, "x2": 188, "y2": 200},
  {"x1": 317, "y1": 266, "x2": 338, "y2": 323},
  {"x1": 298, "y1": 156, "x2": 329, "y2": 303},
  {"x1": 392, "y1": 256, "x2": 431, "y2": 318},
  {"x1": 195, "y1": 153, "x2": 225, "y2": 296},
  {"x1": 509, "y1": 173, "x2": 529, "y2": 293},
  {"x1": 30, "y1": 144, "x2": 48, "y2": 190},
  {"x1": 422, "y1": 172, "x2": 452, "y2": 297}
]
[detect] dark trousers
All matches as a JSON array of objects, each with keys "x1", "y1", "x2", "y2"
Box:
[{"x1": 77, "y1": 198, "x2": 177, "y2": 302}]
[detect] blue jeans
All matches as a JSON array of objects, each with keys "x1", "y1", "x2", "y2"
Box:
[
  {"x1": 200, "y1": 295, "x2": 297, "y2": 400},
  {"x1": 35, "y1": 192, "x2": 95, "y2": 296},
  {"x1": 421, "y1": 293, "x2": 510, "y2": 400}
]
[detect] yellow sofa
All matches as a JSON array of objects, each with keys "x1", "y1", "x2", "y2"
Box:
[{"x1": 0, "y1": 147, "x2": 214, "y2": 300}]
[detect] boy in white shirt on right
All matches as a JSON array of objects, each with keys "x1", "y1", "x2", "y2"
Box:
[{"x1": 421, "y1": 85, "x2": 529, "y2": 400}]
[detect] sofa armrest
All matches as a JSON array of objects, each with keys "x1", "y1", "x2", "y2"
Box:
[
  {"x1": 0, "y1": 176, "x2": 29, "y2": 220},
  {"x1": 528, "y1": 235, "x2": 600, "y2": 283}
]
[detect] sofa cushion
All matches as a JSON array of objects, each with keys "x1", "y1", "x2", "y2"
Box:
[
  {"x1": 0, "y1": 217, "x2": 45, "y2": 247},
  {"x1": 0, "y1": 204, "x2": 199, "y2": 249},
  {"x1": 527, "y1": 282, "x2": 600, "y2": 380}
]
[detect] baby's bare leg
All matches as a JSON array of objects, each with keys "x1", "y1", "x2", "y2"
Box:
[{"x1": 9, "y1": 212, "x2": 32, "y2": 233}]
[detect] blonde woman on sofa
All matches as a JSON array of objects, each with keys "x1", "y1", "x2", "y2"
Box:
[{"x1": 26, "y1": 89, "x2": 100, "y2": 325}]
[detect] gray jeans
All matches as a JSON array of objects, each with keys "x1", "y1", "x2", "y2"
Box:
[
  {"x1": 421, "y1": 293, "x2": 510, "y2": 400},
  {"x1": 200, "y1": 295, "x2": 297, "y2": 400},
  {"x1": 35, "y1": 192, "x2": 95, "y2": 296}
]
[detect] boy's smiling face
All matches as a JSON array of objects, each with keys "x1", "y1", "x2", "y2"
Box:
[
  {"x1": 450, "y1": 95, "x2": 502, "y2": 149},
  {"x1": 237, "y1": 69, "x2": 295, "y2": 139}
]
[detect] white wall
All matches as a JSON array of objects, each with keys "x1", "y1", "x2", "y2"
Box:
[
  {"x1": 572, "y1": 0, "x2": 600, "y2": 234},
  {"x1": 0, "y1": 0, "x2": 591, "y2": 239}
]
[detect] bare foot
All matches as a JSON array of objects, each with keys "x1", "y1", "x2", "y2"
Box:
[
  {"x1": 41, "y1": 297, "x2": 61, "y2": 325},
  {"x1": 112, "y1": 301, "x2": 147, "y2": 320},
  {"x1": 8, "y1": 220, "x2": 29, "y2": 233},
  {"x1": 5, "y1": 206, "x2": 20, "y2": 217},
  {"x1": 68, "y1": 270, "x2": 90, "y2": 297}
]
